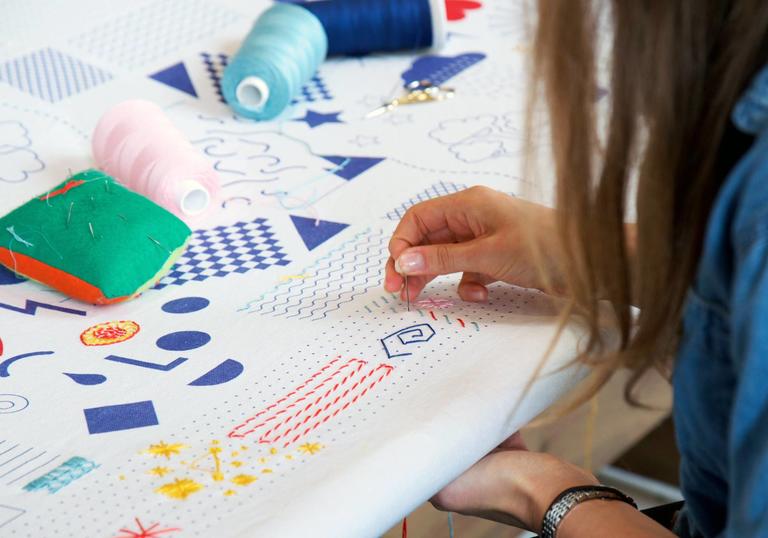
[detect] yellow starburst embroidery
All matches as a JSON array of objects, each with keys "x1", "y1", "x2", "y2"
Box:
[
  {"x1": 231, "y1": 461, "x2": 243, "y2": 468},
  {"x1": 224, "y1": 489, "x2": 236, "y2": 496},
  {"x1": 240, "y1": 445, "x2": 249, "y2": 451},
  {"x1": 145, "y1": 441, "x2": 187, "y2": 459},
  {"x1": 285, "y1": 454, "x2": 294, "y2": 460},
  {"x1": 261, "y1": 468, "x2": 273, "y2": 474},
  {"x1": 269, "y1": 447, "x2": 278, "y2": 455},
  {"x1": 297, "y1": 442, "x2": 324, "y2": 455},
  {"x1": 155, "y1": 478, "x2": 203, "y2": 500},
  {"x1": 231, "y1": 474, "x2": 257, "y2": 486},
  {"x1": 118, "y1": 474, "x2": 126, "y2": 480},
  {"x1": 258, "y1": 457, "x2": 268, "y2": 464},
  {"x1": 148, "y1": 466, "x2": 172, "y2": 477}
]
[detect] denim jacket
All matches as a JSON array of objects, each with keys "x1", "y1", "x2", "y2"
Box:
[{"x1": 674, "y1": 66, "x2": 768, "y2": 537}]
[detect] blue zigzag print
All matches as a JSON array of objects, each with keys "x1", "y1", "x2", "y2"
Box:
[{"x1": 240, "y1": 228, "x2": 386, "y2": 321}]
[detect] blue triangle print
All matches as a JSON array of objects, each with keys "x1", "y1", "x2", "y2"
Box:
[
  {"x1": 321, "y1": 155, "x2": 385, "y2": 181},
  {"x1": 290, "y1": 215, "x2": 349, "y2": 251},
  {"x1": 150, "y1": 62, "x2": 197, "y2": 97}
]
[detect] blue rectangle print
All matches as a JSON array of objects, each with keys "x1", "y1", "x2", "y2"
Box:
[{"x1": 84, "y1": 400, "x2": 158, "y2": 434}]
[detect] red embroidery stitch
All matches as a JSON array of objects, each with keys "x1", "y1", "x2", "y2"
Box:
[
  {"x1": 114, "y1": 518, "x2": 180, "y2": 538},
  {"x1": 229, "y1": 358, "x2": 393, "y2": 447},
  {"x1": 39, "y1": 180, "x2": 86, "y2": 201}
]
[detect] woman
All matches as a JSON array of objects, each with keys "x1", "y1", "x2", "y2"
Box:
[{"x1": 383, "y1": 1, "x2": 768, "y2": 536}]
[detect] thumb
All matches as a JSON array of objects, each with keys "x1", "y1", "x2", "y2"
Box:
[{"x1": 395, "y1": 240, "x2": 488, "y2": 277}]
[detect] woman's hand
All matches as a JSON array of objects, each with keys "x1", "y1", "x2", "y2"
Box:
[
  {"x1": 383, "y1": 187, "x2": 562, "y2": 302},
  {"x1": 430, "y1": 433, "x2": 599, "y2": 533}
]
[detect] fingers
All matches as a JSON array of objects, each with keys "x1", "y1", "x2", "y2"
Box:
[
  {"x1": 388, "y1": 192, "x2": 478, "y2": 262},
  {"x1": 395, "y1": 239, "x2": 489, "y2": 277},
  {"x1": 497, "y1": 432, "x2": 527, "y2": 451},
  {"x1": 384, "y1": 257, "x2": 436, "y2": 301},
  {"x1": 458, "y1": 272, "x2": 494, "y2": 302}
]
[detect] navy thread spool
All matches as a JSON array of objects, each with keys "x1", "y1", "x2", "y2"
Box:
[
  {"x1": 222, "y1": 0, "x2": 447, "y2": 121},
  {"x1": 299, "y1": 0, "x2": 447, "y2": 56}
]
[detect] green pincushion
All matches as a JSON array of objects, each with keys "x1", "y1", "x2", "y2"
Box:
[{"x1": 0, "y1": 169, "x2": 191, "y2": 304}]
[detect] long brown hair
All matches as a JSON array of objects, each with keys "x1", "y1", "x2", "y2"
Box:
[{"x1": 531, "y1": 1, "x2": 768, "y2": 402}]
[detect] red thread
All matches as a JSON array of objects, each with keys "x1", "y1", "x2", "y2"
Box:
[
  {"x1": 457, "y1": 318, "x2": 465, "y2": 327},
  {"x1": 429, "y1": 310, "x2": 437, "y2": 320},
  {"x1": 402, "y1": 517, "x2": 407, "y2": 538},
  {"x1": 229, "y1": 358, "x2": 393, "y2": 446},
  {"x1": 228, "y1": 357, "x2": 343, "y2": 438},
  {"x1": 271, "y1": 364, "x2": 392, "y2": 446},
  {"x1": 257, "y1": 360, "x2": 366, "y2": 441},
  {"x1": 115, "y1": 518, "x2": 180, "y2": 538},
  {"x1": 39, "y1": 180, "x2": 85, "y2": 200}
]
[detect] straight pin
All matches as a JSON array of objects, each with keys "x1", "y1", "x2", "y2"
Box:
[
  {"x1": 148, "y1": 235, "x2": 171, "y2": 254},
  {"x1": 66, "y1": 202, "x2": 74, "y2": 227},
  {"x1": 88, "y1": 222, "x2": 95, "y2": 239}
]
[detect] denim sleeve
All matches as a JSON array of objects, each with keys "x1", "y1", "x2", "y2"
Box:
[{"x1": 727, "y1": 229, "x2": 768, "y2": 536}]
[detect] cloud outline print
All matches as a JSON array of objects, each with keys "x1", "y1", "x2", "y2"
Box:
[
  {"x1": 0, "y1": 146, "x2": 46, "y2": 183},
  {"x1": 0, "y1": 121, "x2": 33, "y2": 151}
]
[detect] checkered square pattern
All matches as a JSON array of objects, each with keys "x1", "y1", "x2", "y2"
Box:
[
  {"x1": 200, "y1": 52, "x2": 332, "y2": 105},
  {"x1": 154, "y1": 217, "x2": 290, "y2": 289}
]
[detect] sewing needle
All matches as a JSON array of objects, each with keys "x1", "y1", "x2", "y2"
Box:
[{"x1": 405, "y1": 274, "x2": 410, "y2": 311}]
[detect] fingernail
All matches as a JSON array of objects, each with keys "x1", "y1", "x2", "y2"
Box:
[
  {"x1": 466, "y1": 288, "x2": 486, "y2": 302},
  {"x1": 395, "y1": 252, "x2": 425, "y2": 274}
]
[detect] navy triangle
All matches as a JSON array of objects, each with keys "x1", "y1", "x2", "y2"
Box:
[
  {"x1": 150, "y1": 62, "x2": 197, "y2": 97},
  {"x1": 290, "y1": 215, "x2": 349, "y2": 251},
  {"x1": 321, "y1": 155, "x2": 385, "y2": 181}
]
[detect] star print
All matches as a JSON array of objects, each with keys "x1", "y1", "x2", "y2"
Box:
[
  {"x1": 293, "y1": 109, "x2": 344, "y2": 128},
  {"x1": 348, "y1": 135, "x2": 380, "y2": 147}
]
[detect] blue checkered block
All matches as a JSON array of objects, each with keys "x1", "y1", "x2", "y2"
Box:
[
  {"x1": 200, "y1": 52, "x2": 332, "y2": 105},
  {"x1": 154, "y1": 218, "x2": 290, "y2": 289}
]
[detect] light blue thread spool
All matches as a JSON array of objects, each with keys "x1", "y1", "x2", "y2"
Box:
[{"x1": 222, "y1": 3, "x2": 328, "y2": 121}]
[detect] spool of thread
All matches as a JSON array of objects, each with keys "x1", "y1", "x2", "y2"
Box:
[
  {"x1": 92, "y1": 100, "x2": 220, "y2": 224},
  {"x1": 222, "y1": 0, "x2": 446, "y2": 120}
]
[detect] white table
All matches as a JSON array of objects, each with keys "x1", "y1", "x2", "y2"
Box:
[{"x1": 0, "y1": 1, "x2": 586, "y2": 536}]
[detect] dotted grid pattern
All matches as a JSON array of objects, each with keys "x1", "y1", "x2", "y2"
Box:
[
  {"x1": 69, "y1": 0, "x2": 240, "y2": 69},
  {"x1": 200, "y1": 52, "x2": 333, "y2": 105},
  {"x1": 15, "y1": 283, "x2": 557, "y2": 537},
  {"x1": 0, "y1": 48, "x2": 112, "y2": 103},
  {"x1": 242, "y1": 228, "x2": 386, "y2": 321},
  {"x1": 384, "y1": 181, "x2": 467, "y2": 220},
  {"x1": 153, "y1": 217, "x2": 290, "y2": 289}
]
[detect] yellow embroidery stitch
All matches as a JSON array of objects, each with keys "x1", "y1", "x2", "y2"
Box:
[
  {"x1": 148, "y1": 466, "x2": 172, "y2": 477},
  {"x1": 298, "y1": 442, "x2": 324, "y2": 455},
  {"x1": 145, "y1": 441, "x2": 187, "y2": 459},
  {"x1": 231, "y1": 474, "x2": 257, "y2": 486},
  {"x1": 156, "y1": 478, "x2": 203, "y2": 500}
]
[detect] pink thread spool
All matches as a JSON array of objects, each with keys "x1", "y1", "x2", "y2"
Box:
[{"x1": 92, "y1": 100, "x2": 220, "y2": 223}]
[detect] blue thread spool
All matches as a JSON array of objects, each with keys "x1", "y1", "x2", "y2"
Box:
[{"x1": 222, "y1": 0, "x2": 446, "y2": 120}]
